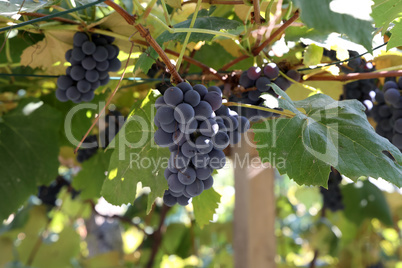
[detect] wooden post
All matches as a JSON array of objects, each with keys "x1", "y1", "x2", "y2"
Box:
[{"x1": 232, "y1": 131, "x2": 276, "y2": 268}]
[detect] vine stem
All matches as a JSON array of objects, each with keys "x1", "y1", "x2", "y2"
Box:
[
  {"x1": 253, "y1": 0, "x2": 262, "y2": 25},
  {"x1": 160, "y1": 0, "x2": 172, "y2": 26},
  {"x1": 175, "y1": 0, "x2": 202, "y2": 71},
  {"x1": 75, "y1": 42, "x2": 135, "y2": 153},
  {"x1": 224, "y1": 102, "x2": 295, "y2": 118},
  {"x1": 20, "y1": 12, "x2": 80, "y2": 24},
  {"x1": 104, "y1": 0, "x2": 184, "y2": 84},
  {"x1": 305, "y1": 70, "x2": 402, "y2": 82}
]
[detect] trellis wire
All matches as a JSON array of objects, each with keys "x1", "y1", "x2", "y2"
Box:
[
  {"x1": 0, "y1": 0, "x2": 107, "y2": 33},
  {"x1": 297, "y1": 42, "x2": 388, "y2": 72}
]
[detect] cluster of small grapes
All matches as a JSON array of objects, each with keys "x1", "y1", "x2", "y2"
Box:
[
  {"x1": 154, "y1": 83, "x2": 250, "y2": 206},
  {"x1": 319, "y1": 169, "x2": 344, "y2": 212},
  {"x1": 77, "y1": 110, "x2": 125, "y2": 163},
  {"x1": 38, "y1": 176, "x2": 79, "y2": 206},
  {"x1": 339, "y1": 52, "x2": 377, "y2": 113},
  {"x1": 56, "y1": 32, "x2": 121, "y2": 103},
  {"x1": 229, "y1": 63, "x2": 300, "y2": 121},
  {"x1": 371, "y1": 79, "x2": 402, "y2": 150}
]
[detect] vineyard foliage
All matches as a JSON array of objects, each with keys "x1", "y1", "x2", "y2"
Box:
[{"x1": 0, "y1": 0, "x2": 402, "y2": 267}]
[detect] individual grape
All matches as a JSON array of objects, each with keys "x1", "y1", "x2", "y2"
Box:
[
  {"x1": 202, "y1": 176, "x2": 214, "y2": 190},
  {"x1": 177, "y1": 82, "x2": 193, "y2": 93},
  {"x1": 203, "y1": 91, "x2": 222, "y2": 111},
  {"x1": 392, "y1": 133, "x2": 402, "y2": 149},
  {"x1": 82, "y1": 41, "x2": 97, "y2": 55},
  {"x1": 93, "y1": 36, "x2": 108, "y2": 46},
  {"x1": 179, "y1": 119, "x2": 198, "y2": 134},
  {"x1": 168, "y1": 173, "x2": 185, "y2": 193},
  {"x1": 178, "y1": 167, "x2": 196, "y2": 185},
  {"x1": 65, "y1": 49, "x2": 72, "y2": 61},
  {"x1": 56, "y1": 88, "x2": 69, "y2": 102},
  {"x1": 160, "y1": 120, "x2": 178, "y2": 133},
  {"x1": 263, "y1": 63, "x2": 279, "y2": 79},
  {"x1": 208, "y1": 149, "x2": 226, "y2": 169},
  {"x1": 193, "y1": 84, "x2": 208, "y2": 97},
  {"x1": 239, "y1": 71, "x2": 255, "y2": 89},
  {"x1": 274, "y1": 77, "x2": 291, "y2": 91},
  {"x1": 96, "y1": 60, "x2": 109, "y2": 72},
  {"x1": 248, "y1": 90, "x2": 261, "y2": 102},
  {"x1": 237, "y1": 116, "x2": 250, "y2": 133},
  {"x1": 383, "y1": 81, "x2": 398, "y2": 91},
  {"x1": 256, "y1": 77, "x2": 271, "y2": 92},
  {"x1": 164, "y1": 168, "x2": 173, "y2": 180},
  {"x1": 93, "y1": 46, "x2": 109, "y2": 62},
  {"x1": 105, "y1": 44, "x2": 117, "y2": 59},
  {"x1": 247, "y1": 66, "x2": 262, "y2": 80},
  {"x1": 191, "y1": 154, "x2": 210, "y2": 168},
  {"x1": 82, "y1": 57, "x2": 96, "y2": 70},
  {"x1": 164, "y1": 87, "x2": 184, "y2": 106},
  {"x1": 208, "y1": 86, "x2": 223, "y2": 96},
  {"x1": 182, "y1": 189, "x2": 192, "y2": 199},
  {"x1": 215, "y1": 105, "x2": 229, "y2": 116},
  {"x1": 174, "y1": 103, "x2": 195, "y2": 124},
  {"x1": 173, "y1": 152, "x2": 190, "y2": 169},
  {"x1": 229, "y1": 130, "x2": 241, "y2": 145},
  {"x1": 378, "y1": 105, "x2": 392, "y2": 118},
  {"x1": 70, "y1": 65, "x2": 86, "y2": 81},
  {"x1": 184, "y1": 90, "x2": 201, "y2": 107},
  {"x1": 99, "y1": 71, "x2": 109, "y2": 80},
  {"x1": 100, "y1": 76, "x2": 110, "y2": 86},
  {"x1": 186, "y1": 179, "x2": 204, "y2": 197},
  {"x1": 286, "y1": 69, "x2": 301, "y2": 82},
  {"x1": 154, "y1": 116, "x2": 161, "y2": 128},
  {"x1": 169, "y1": 190, "x2": 182, "y2": 197},
  {"x1": 374, "y1": 90, "x2": 384, "y2": 103},
  {"x1": 73, "y1": 32, "x2": 89, "y2": 47},
  {"x1": 57, "y1": 75, "x2": 74, "y2": 90},
  {"x1": 77, "y1": 80, "x2": 91, "y2": 93},
  {"x1": 384, "y1": 88, "x2": 401, "y2": 105},
  {"x1": 395, "y1": 118, "x2": 402, "y2": 133},
  {"x1": 163, "y1": 192, "x2": 177, "y2": 206},
  {"x1": 194, "y1": 101, "x2": 213, "y2": 119},
  {"x1": 85, "y1": 70, "x2": 100, "y2": 83},
  {"x1": 212, "y1": 132, "x2": 230, "y2": 150},
  {"x1": 71, "y1": 47, "x2": 86, "y2": 61},
  {"x1": 195, "y1": 135, "x2": 214, "y2": 154},
  {"x1": 66, "y1": 86, "x2": 81, "y2": 101},
  {"x1": 66, "y1": 66, "x2": 72, "y2": 76},
  {"x1": 196, "y1": 166, "x2": 212, "y2": 180},
  {"x1": 81, "y1": 91, "x2": 95, "y2": 102},
  {"x1": 177, "y1": 195, "x2": 190, "y2": 206},
  {"x1": 222, "y1": 115, "x2": 239, "y2": 131},
  {"x1": 181, "y1": 141, "x2": 197, "y2": 158},
  {"x1": 108, "y1": 58, "x2": 121, "y2": 72},
  {"x1": 154, "y1": 128, "x2": 173, "y2": 147},
  {"x1": 199, "y1": 119, "x2": 219, "y2": 137},
  {"x1": 155, "y1": 96, "x2": 166, "y2": 109}
]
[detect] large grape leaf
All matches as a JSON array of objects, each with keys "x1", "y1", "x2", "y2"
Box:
[
  {"x1": 73, "y1": 150, "x2": 112, "y2": 200},
  {"x1": 371, "y1": 0, "x2": 402, "y2": 48},
  {"x1": 342, "y1": 180, "x2": 393, "y2": 226},
  {"x1": 101, "y1": 90, "x2": 169, "y2": 213},
  {"x1": 192, "y1": 188, "x2": 221, "y2": 228},
  {"x1": 252, "y1": 86, "x2": 402, "y2": 187},
  {"x1": 0, "y1": 99, "x2": 61, "y2": 221},
  {"x1": 292, "y1": 0, "x2": 374, "y2": 51}
]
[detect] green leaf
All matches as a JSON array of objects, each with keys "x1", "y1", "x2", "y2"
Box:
[
  {"x1": 0, "y1": 99, "x2": 61, "y2": 221},
  {"x1": 101, "y1": 90, "x2": 170, "y2": 213},
  {"x1": 387, "y1": 20, "x2": 402, "y2": 49},
  {"x1": 252, "y1": 87, "x2": 402, "y2": 187},
  {"x1": 156, "y1": 17, "x2": 242, "y2": 44},
  {"x1": 192, "y1": 188, "x2": 221, "y2": 228},
  {"x1": 292, "y1": 0, "x2": 374, "y2": 51},
  {"x1": 371, "y1": 0, "x2": 402, "y2": 35},
  {"x1": 133, "y1": 47, "x2": 160, "y2": 77},
  {"x1": 342, "y1": 180, "x2": 393, "y2": 226},
  {"x1": 303, "y1": 44, "x2": 323, "y2": 67},
  {"x1": 73, "y1": 150, "x2": 112, "y2": 200}
]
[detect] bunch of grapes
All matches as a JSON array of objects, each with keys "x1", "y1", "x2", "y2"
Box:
[
  {"x1": 339, "y1": 52, "x2": 377, "y2": 113},
  {"x1": 154, "y1": 83, "x2": 250, "y2": 206},
  {"x1": 371, "y1": 79, "x2": 402, "y2": 151},
  {"x1": 38, "y1": 176, "x2": 79, "y2": 206},
  {"x1": 77, "y1": 110, "x2": 125, "y2": 163},
  {"x1": 229, "y1": 63, "x2": 300, "y2": 121},
  {"x1": 55, "y1": 32, "x2": 121, "y2": 103},
  {"x1": 319, "y1": 169, "x2": 344, "y2": 212}
]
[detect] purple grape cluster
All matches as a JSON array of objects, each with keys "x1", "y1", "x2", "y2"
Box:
[
  {"x1": 230, "y1": 63, "x2": 300, "y2": 121},
  {"x1": 154, "y1": 83, "x2": 250, "y2": 206},
  {"x1": 371, "y1": 79, "x2": 402, "y2": 151},
  {"x1": 319, "y1": 169, "x2": 344, "y2": 212},
  {"x1": 56, "y1": 32, "x2": 121, "y2": 103}
]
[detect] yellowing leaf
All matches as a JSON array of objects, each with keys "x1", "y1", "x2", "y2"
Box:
[
  {"x1": 303, "y1": 44, "x2": 323, "y2": 67},
  {"x1": 166, "y1": 0, "x2": 181, "y2": 8},
  {"x1": 20, "y1": 30, "x2": 74, "y2": 75}
]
